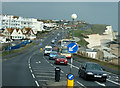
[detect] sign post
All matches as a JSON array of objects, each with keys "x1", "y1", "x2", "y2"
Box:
[
  {"x1": 67, "y1": 43, "x2": 78, "y2": 73},
  {"x1": 67, "y1": 43, "x2": 78, "y2": 88}
]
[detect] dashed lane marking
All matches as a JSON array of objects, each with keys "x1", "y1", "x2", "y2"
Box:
[
  {"x1": 32, "y1": 74, "x2": 35, "y2": 78},
  {"x1": 36, "y1": 76, "x2": 54, "y2": 78},
  {"x1": 61, "y1": 70, "x2": 64, "y2": 73},
  {"x1": 76, "y1": 81, "x2": 86, "y2": 88},
  {"x1": 35, "y1": 81, "x2": 40, "y2": 87},
  {"x1": 107, "y1": 79, "x2": 120, "y2": 86},
  {"x1": 38, "y1": 80, "x2": 49, "y2": 82},
  {"x1": 30, "y1": 69, "x2": 33, "y2": 73},
  {"x1": 95, "y1": 81, "x2": 106, "y2": 87}
]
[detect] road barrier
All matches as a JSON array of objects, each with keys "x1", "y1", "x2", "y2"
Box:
[
  {"x1": 67, "y1": 73, "x2": 74, "y2": 88},
  {"x1": 5, "y1": 40, "x2": 32, "y2": 51},
  {"x1": 55, "y1": 67, "x2": 61, "y2": 82}
]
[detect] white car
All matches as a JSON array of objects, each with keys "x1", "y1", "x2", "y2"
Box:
[
  {"x1": 44, "y1": 46, "x2": 52, "y2": 56},
  {"x1": 51, "y1": 40, "x2": 55, "y2": 44}
]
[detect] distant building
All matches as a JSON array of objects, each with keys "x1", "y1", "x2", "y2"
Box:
[{"x1": 0, "y1": 14, "x2": 44, "y2": 33}]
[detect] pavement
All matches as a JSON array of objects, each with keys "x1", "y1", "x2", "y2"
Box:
[{"x1": 2, "y1": 29, "x2": 120, "y2": 88}]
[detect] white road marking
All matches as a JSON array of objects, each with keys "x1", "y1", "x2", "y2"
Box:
[
  {"x1": 95, "y1": 81, "x2": 106, "y2": 87},
  {"x1": 50, "y1": 64, "x2": 53, "y2": 66},
  {"x1": 61, "y1": 70, "x2": 64, "y2": 73},
  {"x1": 38, "y1": 80, "x2": 49, "y2": 82},
  {"x1": 29, "y1": 66, "x2": 31, "y2": 69},
  {"x1": 35, "y1": 73, "x2": 55, "y2": 75},
  {"x1": 107, "y1": 79, "x2": 120, "y2": 86},
  {"x1": 76, "y1": 81, "x2": 86, "y2": 88},
  {"x1": 36, "y1": 76, "x2": 54, "y2": 78},
  {"x1": 32, "y1": 74, "x2": 35, "y2": 78},
  {"x1": 68, "y1": 63, "x2": 79, "y2": 69},
  {"x1": 33, "y1": 69, "x2": 55, "y2": 72},
  {"x1": 35, "y1": 81, "x2": 40, "y2": 87},
  {"x1": 30, "y1": 69, "x2": 33, "y2": 73}
]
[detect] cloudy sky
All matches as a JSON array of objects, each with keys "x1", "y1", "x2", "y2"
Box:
[{"x1": 1, "y1": 1, "x2": 118, "y2": 31}]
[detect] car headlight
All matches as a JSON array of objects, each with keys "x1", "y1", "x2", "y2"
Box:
[
  {"x1": 56, "y1": 59, "x2": 59, "y2": 61},
  {"x1": 65, "y1": 59, "x2": 67, "y2": 61},
  {"x1": 103, "y1": 74, "x2": 107, "y2": 76},
  {"x1": 87, "y1": 72, "x2": 93, "y2": 75}
]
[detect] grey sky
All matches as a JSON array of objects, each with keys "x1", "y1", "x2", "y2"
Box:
[
  {"x1": 1, "y1": 0, "x2": 119, "y2": 2},
  {"x1": 2, "y1": 2, "x2": 118, "y2": 31}
]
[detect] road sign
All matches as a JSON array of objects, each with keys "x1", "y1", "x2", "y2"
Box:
[
  {"x1": 67, "y1": 74, "x2": 74, "y2": 88},
  {"x1": 40, "y1": 43, "x2": 42, "y2": 46},
  {"x1": 67, "y1": 43, "x2": 78, "y2": 53},
  {"x1": 68, "y1": 74, "x2": 74, "y2": 80}
]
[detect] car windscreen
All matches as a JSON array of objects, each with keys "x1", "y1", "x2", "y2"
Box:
[
  {"x1": 61, "y1": 50, "x2": 70, "y2": 54},
  {"x1": 57, "y1": 55, "x2": 66, "y2": 59},
  {"x1": 50, "y1": 52, "x2": 57, "y2": 55},
  {"x1": 86, "y1": 63, "x2": 103, "y2": 71},
  {"x1": 45, "y1": 48, "x2": 52, "y2": 51}
]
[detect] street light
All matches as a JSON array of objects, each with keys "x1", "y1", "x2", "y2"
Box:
[
  {"x1": 70, "y1": 14, "x2": 77, "y2": 73},
  {"x1": 71, "y1": 14, "x2": 77, "y2": 40}
]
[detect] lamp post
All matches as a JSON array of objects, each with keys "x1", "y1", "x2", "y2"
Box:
[
  {"x1": 71, "y1": 14, "x2": 77, "y2": 40},
  {"x1": 70, "y1": 14, "x2": 77, "y2": 73}
]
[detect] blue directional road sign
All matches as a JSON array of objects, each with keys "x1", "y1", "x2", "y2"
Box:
[
  {"x1": 67, "y1": 43, "x2": 78, "y2": 53},
  {"x1": 40, "y1": 43, "x2": 42, "y2": 46},
  {"x1": 68, "y1": 74, "x2": 74, "y2": 80}
]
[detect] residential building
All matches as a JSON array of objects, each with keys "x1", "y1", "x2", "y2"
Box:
[{"x1": 0, "y1": 14, "x2": 44, "y2": 33}]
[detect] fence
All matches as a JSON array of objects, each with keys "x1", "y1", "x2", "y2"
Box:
[{"x1": 5, "y1": 40, "x2": 32, "y2": 51}]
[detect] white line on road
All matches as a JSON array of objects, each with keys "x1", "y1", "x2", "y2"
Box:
[
  {"x1": 30, "y1": 69, "x2": 33, "y2": 73},
  {"x1": 38, "y1": 80, "x2": 49, "y2": 82},
  {"x1": 61, "y1": 70, "x2": 64, "y2": 73},
  {"x1": 107, "y1": 79, "x2": 120, "y2": 86},
  {"x1": 35, "y1": 73, "x2": 55, "y2": 75},
  {"x1": 95, "y1": 81, "x2": 106, "y2": 87},
  {"x1": 36, "y1": 76, "x2": 54, "y2": 78},
  {"x1": 29, "y1": 66, "x2": 31, "y2": 69},
  {"x1": 50, "y1": 64, "x2": 53, "y2": 66},
  {"x1": 68, "y1": 63, "x2": 79, "y2": 69},
  {"x1": 32, "y1": 74, "x2": 35, "y2": 78},
  {"x1": 35, "y1": 81, "x2": 40, "y2": 87},
  {"x1": 76, "y1": 81, "x2": 86, "y2": 88}
]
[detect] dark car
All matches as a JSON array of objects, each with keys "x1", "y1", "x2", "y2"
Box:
[{"x1": 78, "y1": 62, "x2": 107, "y2": 82}]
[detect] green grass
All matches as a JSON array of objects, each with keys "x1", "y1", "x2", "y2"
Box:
[
  {"x1": 2, "y1": 42, "x2": 35, "y2": 56},
  {"x1": 68, "y1": 24, "x2": 108, "y2": 47}
]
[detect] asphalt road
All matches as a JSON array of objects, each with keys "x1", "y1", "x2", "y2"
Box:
[{"x1": 2, "y1": 29, "x2": 120, "y2": 88}]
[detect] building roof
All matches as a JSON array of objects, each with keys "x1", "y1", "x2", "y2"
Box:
[{"x1": 6, "y1": 28, "x2": 14, "y2": 33}]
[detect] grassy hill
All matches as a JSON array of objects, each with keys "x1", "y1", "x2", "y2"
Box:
[{"x1": 68, "y1": 23, "x2": 109, "y2": 47}]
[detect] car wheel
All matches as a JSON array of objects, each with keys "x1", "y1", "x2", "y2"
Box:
[
  {"x1": 78, "y1": 70, "x2": 81, "y2": 77},
  {"x1": 84, "y1": 74, "x2": 88, "y2": 80},
  {"x1": 54, "y1": 62, "x2": 56, "y2": 65},
  {"x1": 101, "y1": 78, "x2": 106, "y2": 82}
]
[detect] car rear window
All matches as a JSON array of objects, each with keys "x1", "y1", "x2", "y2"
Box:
[{"x1": 86, "y1": 63, "x2": 103, "y2": 71}]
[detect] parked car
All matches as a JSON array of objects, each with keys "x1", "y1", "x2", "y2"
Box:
[
  {"x1": 78, "y1": 62, "x2": 107, "y2": 82},
  {"x1": 54, "y1": 55, "x2": 67, "y2": 65},
  {"x1": 49, "y1": 51, "x2": 58, "y2": 60}
]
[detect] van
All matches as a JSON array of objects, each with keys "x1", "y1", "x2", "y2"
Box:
[{"x1": 44, "y1": 46, "x2": 52, "y2": 56}]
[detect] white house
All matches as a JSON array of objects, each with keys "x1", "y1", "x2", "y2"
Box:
[
  {"x1": 26, "y1": 29, "x2": 36, "y2": 40},
  {"x1": 32, "y1": 19, "x2": 44, "y2": 34},
  {"x1": 11, "y1": 29, "x2": 25, "y2": 40}
]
